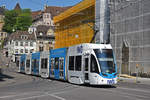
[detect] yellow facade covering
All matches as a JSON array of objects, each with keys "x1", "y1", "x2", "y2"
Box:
[{"x1": 54, "y1": 0, "x2": 95, "y2": 48}]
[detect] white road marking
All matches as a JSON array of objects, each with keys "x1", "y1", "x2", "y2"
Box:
[
  {"x1": 48, "y1": 94, "x2": 66, "y2": 100},
  {"x1": 0, "y1": 91, "x2": 41, "y2": 99},
  {"x1": 15, "y1": 94, "x2": 49, "y2": 100}
]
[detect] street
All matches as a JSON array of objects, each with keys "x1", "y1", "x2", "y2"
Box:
[
  {"x1": 0, "y1": 71, "x2": 150, "y2": 100},
  {"x1": 1, "y1": 50, "x2": 150, "y2": 100}
]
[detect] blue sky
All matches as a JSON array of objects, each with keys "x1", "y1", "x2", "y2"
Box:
[{"x1": 0, "y1": 0, "x2": 83, "y2": 11}]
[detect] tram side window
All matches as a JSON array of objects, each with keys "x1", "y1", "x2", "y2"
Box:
[
  {"x1": 41, "y1": 58, "x2": 48, "y2": 69},
  {"x1": 75, "y1": 56, "x2": 82, "y2": 71},
  {"x1": 36, "y1": 59, "x2": 39, "y2": 68},
  {"x1": 31, "y1": 59, "x2": 35, "y2": 68},
  {"x1": 59, "y1": 58, "x2": 64, "y2": 70},
  {"x1": 55, "y1": 58, "x2": 59, "y2": 69},
  {"x1": 51, "y1": 58, "x2": 54, "y2": 69},
  {"x1": 21, "y1": 61, "x2": 25, "y2": 67},
  {"x1": 26, "y1": 60, "x2": 30, "y2": 68},
  {"x1": 69, "y1": 56, "x2": 74, "y2": 70},
  {"x1": 90, "y1": 55, "x2": 99, "y2": 74}
]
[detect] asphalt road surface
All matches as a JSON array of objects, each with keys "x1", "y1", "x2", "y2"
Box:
[{"x1": 0, "y1": 75, "x2": 150, "y2": 100}]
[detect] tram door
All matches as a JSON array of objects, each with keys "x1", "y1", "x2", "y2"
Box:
[{"x1": 83, "y1": 55, "x2": 90, "y2": 83}]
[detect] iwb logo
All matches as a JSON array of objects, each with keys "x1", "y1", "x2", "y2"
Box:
[
  {"x1": 107, "y1": 79, "x2": 115, "y2": 84},
  {"x1": 77, "y1": 45, "x2": 83, "y2": 53}
]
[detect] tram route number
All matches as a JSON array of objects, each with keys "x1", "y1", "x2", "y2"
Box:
[{"x1": 107, "y1": 79, "x2": 115, "y2": 84}]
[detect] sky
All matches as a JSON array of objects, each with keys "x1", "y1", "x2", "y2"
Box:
[{"x1": 0, "y1": 0, "x2": 83, "y2": 11}]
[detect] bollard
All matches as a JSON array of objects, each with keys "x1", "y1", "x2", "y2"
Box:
[{"x1": 135, "y1": 64, "x2": 140, "y2": 83}]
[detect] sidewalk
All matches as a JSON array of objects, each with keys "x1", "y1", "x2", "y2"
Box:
[{"x1": 118, "y1": 75, "x2": 150, "y2": 85}]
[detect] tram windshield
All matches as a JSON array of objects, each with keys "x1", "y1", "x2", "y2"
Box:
[{"x1": 94, "y1": 49, "x2": 116, "y2": 74}]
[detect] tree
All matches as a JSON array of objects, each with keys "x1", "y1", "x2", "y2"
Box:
[
  {"x1": 2, "y1": 10, "x2": 19, "y2": 33},
  {"x1": 2, "y1": 9, "x2": 32, "y2": 34}
]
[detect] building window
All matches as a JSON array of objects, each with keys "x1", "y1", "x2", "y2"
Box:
[
  {"x1": 15, "y1": 41, "x2": 18, "y2": 46},
  {"x1": 48, "y1": 41, "x2": 52, "y2": 44},
  {"x1": 25, "y1": 42, "x2": 28, "y2": 46},
  {"x1": 47, "y1": 14, "x2": 49, "y2": 18},
  {"x1": 30, "y1": 42, "x2": 33, "y2": 47},
  {"x1": 20, "y1": 42, "x2": 23, "y2": 46},
  {"x1": 15, "y1": 49, "x2": 18, "y2": 54},
  {"x1": 49, "y1": 47, "x2": 53, "y2": 50},
  {"x1": 39, "y1": 46, "x2": 43, "y2": 52},
  {"x1": 30, "y1": 49, "x2": 34, "y2": 53},
  {"x1": 25, "y1": 49, "x2": 28, "y2": 53},
  {"x1": 20, "y1": 49, "x2": 24, "y2": 53}
]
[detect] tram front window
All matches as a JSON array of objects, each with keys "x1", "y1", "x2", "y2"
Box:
[{"x1": 94, "y1": 49, "x2": 116, "y2": 74}]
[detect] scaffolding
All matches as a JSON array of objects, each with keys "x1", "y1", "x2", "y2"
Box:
[
  {"x1": 53, "y1": 0, "x2": 95, "y2": 48},
  {"x1": 110, "y1": 0, "x2": 150, "y2": 77}
]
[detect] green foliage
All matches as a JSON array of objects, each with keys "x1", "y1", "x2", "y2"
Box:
[{"x1": 2, "y1": 9, "x2": 32, "y2": 34}]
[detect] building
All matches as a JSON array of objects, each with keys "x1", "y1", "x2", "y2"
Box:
[
  {"x1": 0, "y1": 6, "x2": 7, "y2": 48},
  {"x1": 28, "y1": 25, "x2": 55, "y2": 52},
  {"x1": 110, "y1": 0, "x2": 150, "y2": 76},
  {"x1": 14, "y1": 3, "x2": 21, "y2": 10},
  {"x1": 31, "y1": 6, "x2": 71, "y2": 27},
  {"x1": 30, "y1": 5, "x2": 71, "y2": 51},
  {"x1": 0, "y1": 7, "x2": 5, "y2": 31},
  {"x1": 53, "y1": 0, "x2": 95, "y2": 48},
  {"x1": 4, "y1": 31, "x2": 36, "y2": 62},
  {"x1": 0, "y1": 32, "x2": 7, "y2": 44}
]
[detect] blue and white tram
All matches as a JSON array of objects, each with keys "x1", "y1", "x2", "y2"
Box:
[
  {"x1": 31, "y1": 52, "x2": 40, "y2": 76},
  {"x1": 19, "y1": 54, "x2": 26, "y2": 73},
  {"x1": 67, "y1": 43, "x2": 117, "y2": 85},
  {"x1": 40, "y1": 51, "x2": 49, "y2": 78},
  {"x1": 25, "y1": 54, "x2": 31, "y2": 74},
  {"x1": 49, "y1": 48, "x2": 67, "y2": 80},
  {"x1": 19, "y1": 43, "x2": 117, "y2": 85}
]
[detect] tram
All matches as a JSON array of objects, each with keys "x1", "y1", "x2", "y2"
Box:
[
  {"x1": 67, "y1": 43, "x2": 117, "y2": 85},
  {"x1": 25, "y1": 54, "x2": 31, "y2": 74},
  {"x1": 31, "y1": 52, "x2": 40, "y2": 76},
  {"x1": 40, "y1": 51, "x2": 50, "y2": 78},
  {"x1": 19, "y1": 54, "x2": 26, "y2": 73},
  {"x1": 19, "y1": 43, "x2": 117, "y2": 85}
]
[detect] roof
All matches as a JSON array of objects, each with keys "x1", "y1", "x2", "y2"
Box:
[
  {"x1": 36, "y1": 25, "x2": 50, "y2": 36},
  {"x1": 44, "y1": 6, "x2": 72, "y2": 18},
  {"x1": 31, "y1": 10, "x2": 43, "y2": 21},
  {"x1": 14, "y1": 3, "x2": 21, "y2": 10},
  {"x1": 7, "y1": 31, "x2": 36, "y2": 41}
]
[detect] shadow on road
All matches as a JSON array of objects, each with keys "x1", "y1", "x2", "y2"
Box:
[
  {"x1": 0, "y1": 72, "x2": 14, "y2": 81},
  {"x1": 83, "y1": 84, "x2": 117, "y2": 88}
]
